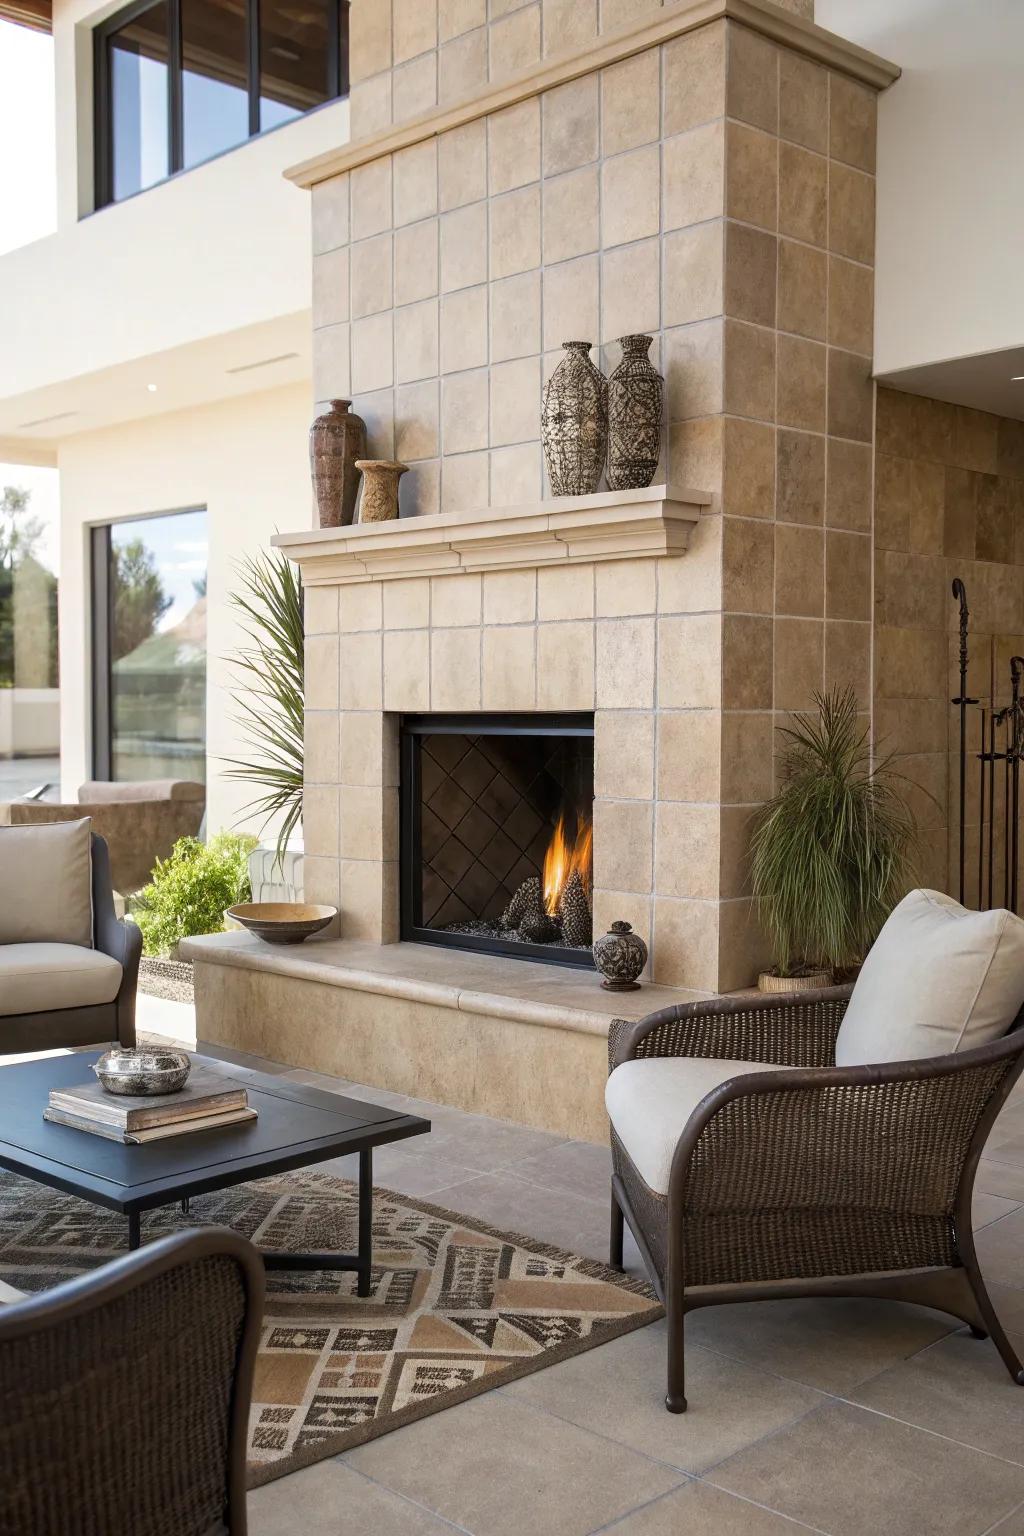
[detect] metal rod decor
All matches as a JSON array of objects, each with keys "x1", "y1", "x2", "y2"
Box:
[{"x1": 952, "y1": 579, "x2": 972, "y2": 904}]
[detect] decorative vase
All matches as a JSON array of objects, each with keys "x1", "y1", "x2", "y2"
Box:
[
  {"x1": 607, "y1": 334, "x2": 663, "y2": 490},
  {"x1": 309, "y1": 399, "x2": 367, "y2": 528},
  {"x1": 593, "y1": 920, "x2": 648, "y2": 992},
  {"x1": 355, "y1": 460, "x2": 409, "y2": 522},
  {"x1": 541, "y1": 341, "x2": 608, "y2": 497}
]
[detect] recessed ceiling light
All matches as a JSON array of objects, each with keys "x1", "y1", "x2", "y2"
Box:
[
  {"x1": 146, "y1": 382, "x2": 158, "y2": 392},
  {"x1": 1013, "y1": 375, "x2": 1024, "y2": 382}
]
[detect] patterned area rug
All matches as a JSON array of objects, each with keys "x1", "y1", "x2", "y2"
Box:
[{"x1": 0, "y1": 1169, "x2": 660, "y2": 1487}]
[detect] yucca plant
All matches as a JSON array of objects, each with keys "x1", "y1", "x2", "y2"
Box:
[
  {"x1": 749, "y1": 687, "x2": 916, "y2": 978},
  {"x1": 223, "y1": 548, "x2": 304, "y2": 866}
]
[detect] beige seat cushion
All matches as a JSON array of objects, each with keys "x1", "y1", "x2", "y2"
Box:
[
  {"x1": 835, "y1": 889, "x2": 1024, "y2": 1068},
  {"x1": 0, "y1": 819, "x2": 93, "y2": 948},
  {"x1": 605, "y1": 1057, "x2": 788, "y2": 1195},
  {"x1": 0, "y1": 944, "x2": 121, "y2": 1017},
  {"x1": 0, "y1": 1279, "x2": 26, "y2": 1305}
]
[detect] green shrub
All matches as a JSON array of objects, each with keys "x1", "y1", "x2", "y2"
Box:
[{"x1": 134, "y1": 832, "x2": 257, "y2": 957}]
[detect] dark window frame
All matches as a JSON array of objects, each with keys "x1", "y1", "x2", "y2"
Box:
[{"x1": 93, "y1": 0, "x2": 349, "y2": 210}]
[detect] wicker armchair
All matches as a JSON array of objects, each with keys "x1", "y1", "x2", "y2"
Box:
[
  {"x1": 0, "y1": 1227, "x2": 264, "y2": 1536},
  {"x1": 607, "y1": 985, "x2": 1024, "y2": 1413}
]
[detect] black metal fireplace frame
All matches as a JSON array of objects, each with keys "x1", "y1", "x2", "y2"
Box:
[{"x1": 399, "y1": 712, "x2": 596, "y2": 969}]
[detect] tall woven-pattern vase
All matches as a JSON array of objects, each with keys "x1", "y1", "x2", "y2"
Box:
[
  {"x1": 607, "y1": 334, "x2": 663, "y2": 490},
  {"x1": 541, "y1": 341, "x2": 608, "y2": 496},
  {"x1": 309, "y1": 399, "x2": 367, "y2": 527}
]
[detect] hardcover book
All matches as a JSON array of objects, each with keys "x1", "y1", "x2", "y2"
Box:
[
  {"x1": 48, "y1": 1069, "x2": 248, "y2": 1132},
  {"x1": 43, "y1": 1104, "x2": 258, "y2": 1144}
]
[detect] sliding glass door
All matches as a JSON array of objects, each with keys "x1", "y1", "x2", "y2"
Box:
[{"x1": 91, "y1": 508, "x2": 208, "y2": 783}]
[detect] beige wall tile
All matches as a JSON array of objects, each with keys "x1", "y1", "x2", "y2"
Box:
[
  {"x1": 828, "y1": 256, "x2": 873, "y2": 355},
  {"x1": 593, "y1": 797, "x2": 654, "y2": 894},
  {"x1": 383, "y1": 628, "x2": 430, "y2": 708},
  {"x1": 312, "y1": 173, "x2": 349, "y2": 256},
  {"x1": 543, "y1": 255, "x2": 599, "y2": 351},
  {"x1": 431, "y1": 572, "x2": 482, "y2": 626},
  {"x1": 778, "y1": 428, "x2": 825, "y2": 525},
  {"x1": 658, "y1": 614, "x2": 721, "y2": 708},
  {"x1": 543, "y1": 166, "x2": 600, "y2": 264},
  {"x1": 955, "y1": 405, "x2": 999, "y2": 474},
  {"x1": 601, "y1": 238, "x2": 661, "y2": 341},
  {"x1": 305, "y1": 633, "x2": 339, "y2": 711},
  {"x1": 489, "y1": 356, "x2": 541, "y2": 446},
  {"x1": 723, "y1": 515, "x2": 774, "y2": 614},
  {"x1": 305, "y1": 710, "x2": 340, "y2": 785},
  {"x1": 829, "y1": 163, "x2": 875, "y2": 266},
  {"x1": 439, "y1": 26, "x2": 487, "y2": 103},
  {"x1": 777, "y1": 238, "x2": 826, "y2": 341},
  {"x1": 830, "y1": 73, "x2": 877, "y2": 174},
  {"x1": 597, "y1": 617, "x2": 656, "y2": 707},
  {"x1": 440, "y1": 285, "x2": 488, "y2": 372},
  {"x1": 490, "y1": 184, "x2": 541, "y2": 279},
  {"x1": 657, "y1": 513, "x2": 723, "y2": 612},
  {"x1": 601, "y1": 47, "x2": 660, "y2": 156},
  {"x1": 303, "y1": 855, "x2": 341, "y2": 912},
  {"x1": 601, "y1": 144, "x2": 661, "y2": 248},
  {"x1": 720, "y1": 710, "x2": 773, "y2": 804},
  {"x1": 663, "y1": 20, "x2": 725, "y2": 137},
  {"x1": 481, "y1": 624, "x2": 537, "y2": 708},
  {"x1": 655, "y1": 801, "x2": 720, "y2": 899},
  {"x1": 443, "y1": 448, "x2": 490, "y2": 508},
  {"x1": 303, "y1": 783, "x2": 340, "y2": 859},
  {"x1": 663, "y1": 120, "x2": 724, "y2": 231},
  {"x1": 827, "y1": 348, "x2": 873, "y2": 442},
  {"x1": 600, "y1": 0, "x2": 663, "y2": 27},
  {"x1": 489, "y1": 2, "x2": 541, "y2": 80},
  {"x1": 349, "y1": 73, "x2": 393, "y2": 138},
  {"x1": 825, "y1": 618, "x2": 871, "y2": 702},
  {"x1": 439, "y1": 120, "x2": 487, "y2": 210},
  {"x1": 393, "y1": 0, "x2": 437, "y2": 63},
  {"x1": 665, "y1": 321, "x2": 724, "y2": 420},
  {"x1": 483, "y1": 568, "x2": 537, "y2": 623},
  {"x1": 775, "y1": 523, "x2": 824, "y2": 618},
  {"x1": 595, "y1": 709, "x2": 656, "y2": 799},
  {"x1": 544, "y1": 0, "x2": 598, "y2": 56},
  {"x1": 400, "y1": 457, "x2": 441, "y2": 516},
  {"x1": 669, "y1": 416, "x2": 723, "y2": 500},
  {"x1": 313, "y1": 323, "x2": 351, "y2": 400},
  {"x1": 723, "y1": 416, "x2": 775, "y2": 519},
  {"x1": 537, "y1": 564, "x2": 595, "y2": 620},
  {"x1": 595, "y1": 559, "x2": 657, "y2": 617},
  {"x1": 776, "y1": 333, "x2": 826, "y2": 433},
  {"x1": 489, "y1": 98, "x2": 541, "y2": 194},
  {"x1": 340, "y1": 632, "x2": 383, "y2": 710},
  {"x1": 724, "y1": 221, "x2": 777, "y2": 329},
  {"x1": 395, "y1": 298, "x2": 439, "y2": 385},
  {"x1": 826, "y1": 528, "x2": 871, "y2": 620},
  {"x1": 351, "y1": 312, "x2": 394, "y2": 395},
  {"x1": 313, "y1": 246, "x2": 349, "y2": 328},
  {"x1": 439, "y1": 0, "x2": 485, "y2": 41},
  {"x1": 779, "y1": 142, "x2": 826, "y2": 248},
  {"x1": 353, "y1": 387, "x2": 395, "y2": 458},
  {"x1": 726, "y1": 21, "x2": 777, "y2": 133},
  {"x1": 724, "y1": 121, "x2": 776, "y2": 231},
  {"x1": 394, "y1": 219, "x2": 439, "y2": 305},
  {"x1": 827, "y1": 437, "x2": 872, "y2": 532},
  {"x1": 392, "y1": 51, "x2": 438, "y2": 123},
  {"x1": 440, "y1": 201, "x2": 488, "y2": 293},
  {"x1": 656, "y1": 709, "x2": 721, "y2": 802},
  {"x1": 773, "y1": 616, "x2": 824, "y2": 710},
  {"x1": 305, "y1": 585, "x2": 339, "y2": 636},
  {"x1": 723, "y1": 319, "x2": 775, "y2": 422},
  {"x1": 383, "y1": 578, "x2": 430, "y2": 630},
  {"x1": 779, "y1": 51, "x2": 827, "y2": 153},
  {"x1": 350, "y1": 158, "x2": 393, "y2": 242},
  {"x1": 490, "y1": 270, "x2": 541, "y2": 361},
  {"x1": 652, "y1": 895, "x2": 719, "y2": 989},
  {"x1": 395, "y1": 380, "x2": 440, "y2": 461},
  {"x1": 340, "y1": 858, "x2": 399, "y2": 943},
  {"x1": 664, "y1": 222, "x2": 724, "y2": 328},
  {"x1": 431, "y1": 627, "x2": 482, "y2": 709},
  {"x1": 442, "y1": 368, "x2": 489, "y2": 453},
  {"x1": 338, "y1": 583, "x2": 383, "y2": 633},
  {"x1": 543, "y1": 75, "x2": 599, "y2": 176},
  {"x1": 537, "y1": 619, "x2": 595, "y2": 707},
  {"x1": 718, "y1": 897, "x2": 771, "y2": 991},
  {"x1": 723, "y1": 612, "x2": 772, "y2": 708},
  {"x1": 491, "y1": 441, "x2": 542, "y2": 501},
  {"x1": 350, "y1": 0, "x2": 392, "y2": 82}
]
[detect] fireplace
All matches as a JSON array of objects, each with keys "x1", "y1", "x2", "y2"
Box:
[{"x1": 400, "y1": 713, "x2": 595, "y2": 967}]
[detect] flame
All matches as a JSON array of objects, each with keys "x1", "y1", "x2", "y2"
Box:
[{"x1": 542, "y1": 813, "x2": 593, "y2": 916}]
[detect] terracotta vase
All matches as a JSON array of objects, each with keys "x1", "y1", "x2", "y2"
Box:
[
  {"x1": 356, "y1": 460, "x2": 408, "y2": 523},
  {"x1": 541, "y1": 341, "x2": 608, "y2": 497},
  {"x1": 607, "y1": 334, "x2": 663, "y2": 491},
  {"x1": 309, "y1": 399, "x2": 367, "y2": 528}
]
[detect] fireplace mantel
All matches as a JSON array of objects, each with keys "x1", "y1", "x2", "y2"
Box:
[{"x1": 274, "y1": 484, "x2": 708, "y2": 586}]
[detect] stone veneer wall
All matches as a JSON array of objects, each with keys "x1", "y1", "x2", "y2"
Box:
[
  {"x1": 874, "y1": 386, "x2": 1024, "y2": 904},
  {"x1": 302, "y1": 1, "x2": 886, "y2": 993}
]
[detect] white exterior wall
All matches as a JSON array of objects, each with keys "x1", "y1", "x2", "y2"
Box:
[
  {"x1": 818, "y1": 0, "x2": 1024, "y2": 376},
  {"x1": 56, "y1": 382, "x2": 313, "y2": 836}
]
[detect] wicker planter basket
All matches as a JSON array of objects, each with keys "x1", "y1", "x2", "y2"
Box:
[{"x1": 758, "y1": 967, "x2": 832, "y2": 993}]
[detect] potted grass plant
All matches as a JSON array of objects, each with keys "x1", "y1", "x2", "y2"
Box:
[{"x1": 749, "y1": 686, "x2": 916, "y2": 991}]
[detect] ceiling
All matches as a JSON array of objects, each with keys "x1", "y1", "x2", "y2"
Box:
[
  {"x1": 878, "y1": 348, "x2": 1024, "y2": 424},
  {"x1": 0, "y1": 0, "x2": 50, "y2": 32}
]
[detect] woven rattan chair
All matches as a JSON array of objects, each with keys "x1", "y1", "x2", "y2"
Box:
[
  {"x1": 0, "y1": 1226, "x2": 264, "y2": 1535},
  {"x1": 607, "y1": 985, "x2": 1024, "y2": 1413}
]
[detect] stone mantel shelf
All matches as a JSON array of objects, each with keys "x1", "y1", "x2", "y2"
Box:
[
  {"x1": 273, "y1": 484, "x2": 708, "y2": 586},
  {"x1": 182, "y1": 931, "x2": 708, "y2": 1037}
]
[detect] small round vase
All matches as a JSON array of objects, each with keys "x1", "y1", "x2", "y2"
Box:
[
  {"x1": 541, "y1": 341, "x2": 609, "y2": 497},
  {"x1": 309, "y1": 399, "x2": 367, "y2": 528},
  {"x1": 356, "y1": 460, "x2": 409, "y2": 523},
  {"x1": 607, "y1": 335, "x2": 663, "y2": 491},
  {"x1": 592, "y1": 920, "x2": 648, "y2": 992}
]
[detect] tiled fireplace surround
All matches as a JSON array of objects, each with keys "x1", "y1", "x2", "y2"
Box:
[{"x1": 187, "y1": 0, "x2": 902, "y2": 1140}]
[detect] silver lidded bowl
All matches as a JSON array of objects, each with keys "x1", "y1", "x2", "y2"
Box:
[{"x1": 93, "y1": 1047, "x2": 192, "y2": 1096}]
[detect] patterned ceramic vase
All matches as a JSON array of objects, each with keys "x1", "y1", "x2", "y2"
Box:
[
  {"x1": 309, "y1": 399, "x2": 367, "y2": 528},
  {"x1": 592, "y1": 920, "x2": 648, "y2": 992},
  {"x1": 541, "y1": 341, "x2": 608, "y2": 496},
  {"x1": 607, "y1": 335, "x2": 663, "y2": 491},
  {"x1": 356, "y1": 460, "x2": 409, "y2": 522}
]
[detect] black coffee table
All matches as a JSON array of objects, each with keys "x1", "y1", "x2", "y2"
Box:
[{"x1": 0, "y1": 1052, "x2": 430, "y2": 1296}]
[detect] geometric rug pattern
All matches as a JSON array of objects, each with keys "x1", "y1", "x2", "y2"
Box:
[{"x1": 0, "y1": 1169, "x2": 660, "y2": 1487}]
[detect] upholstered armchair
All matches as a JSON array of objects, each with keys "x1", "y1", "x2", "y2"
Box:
[
  {"x1": 606, "y1": 891, "x2": 1024, "y2": 1412},
  {"x1": 0, "y1": 1227, "x2": 264, "y2": 1535},
  {"x1": 0, "y1": 822, "x2": 142, "y2": 1054}
]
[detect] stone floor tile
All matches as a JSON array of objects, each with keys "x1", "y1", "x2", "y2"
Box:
[
  {"x1": 419, "y1": 1115, "x2": 570, "y2": 1171},
  {"x1": 984, "y1": 1283, "x2": 1024, "y2": 1336},
  {"x1": 596, "y1": 1480, "x2": 829, "y2": 1535},
  {"x1": 849, "y1": 1327, "x2": 1024, "y2": 1463},
  {"x1": 343, "y1": 1391, "x2": 685, "y2": 1536},
  {"x1": 199, "y1": 1040, "x2": 292, "y2": 1074},
  {"x1": 708, "y1": 1400, "x2": 1024, "y2": 1536},
  {"x1": 982, "y1": 1497, "x2": 1024, "y2": 1533},
  {"x1": 978, "y1": 1160, "x2": 1024, "y2": 1203},
  {"x1": 502, "y1": 1138, "x2": 613, "y2": 1200},
  {"x1": 249, "y1": 1460, "x2": 464, "y2": 1534},
  {"x1": 981, "y1": 1133, "x2": 1024, "y2": 1170},
  {"x1": 976, "y1": 1192, "x2": 1022, "y2": 1229},
  {"x1": 977, "y1": 1207, "x2": 1024, "y2": 1288},
  {"x1": 684, "y1": 1296, "x2": 956, "y2": 1395},
  {"x1": 424, "y1": 1171, "x2": 618, "y2": 1262},
  {"x1": 503, "y1": 1318, "x2": 825, "y2": 1474}
]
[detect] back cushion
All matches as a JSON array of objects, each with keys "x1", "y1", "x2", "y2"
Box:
[
  {"x1": 0, "y1": 819, "x2": 93, "y2": 948},
  {"x1": 835, "y1": 889, "x2": 1024, "y2": 1067}
]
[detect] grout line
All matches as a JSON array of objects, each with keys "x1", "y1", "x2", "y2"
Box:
[{"x1": 335, "y1": 1460, "x2": 477, "y2": 1534}]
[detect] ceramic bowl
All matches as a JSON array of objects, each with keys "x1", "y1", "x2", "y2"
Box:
[
  {"x1": 226, "y1": 902, "x2": 338, "y2": 945},
  {"x1": 93, "y1": 1047, "x2": 192, "y2": 1096}
]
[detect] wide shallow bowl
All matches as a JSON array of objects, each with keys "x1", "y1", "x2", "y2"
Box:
[
  {"x1": 227, "y1": 902, "x2": 338, "y2": 945},
  {"x1": 93, "y1": 1047, "x2": 192, "y2": 1096}
]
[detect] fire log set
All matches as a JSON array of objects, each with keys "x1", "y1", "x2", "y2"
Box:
[{"x1": 500, "y1": 814, "x2": 593, "y2": 949}]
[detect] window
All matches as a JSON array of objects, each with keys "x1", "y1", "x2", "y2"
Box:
[
  {"x1": 91, "y1": 509, "x2": 208, "y2": 783},
  {"x1": 94, "y1": 0, "x2": 349, "y2": 208}
]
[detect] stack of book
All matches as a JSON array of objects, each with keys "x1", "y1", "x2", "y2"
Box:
[{"x1": 43, "y1": 1070, "x2": 257, "y2": 1144}]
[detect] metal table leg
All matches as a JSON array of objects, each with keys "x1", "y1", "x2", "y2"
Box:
[
  {"x1": 261, "y1": 1146, "x2": 375, "y2": 1294},
  {"x1": 127, "y1": 1212, "x2": 140, "y2": 1251}
]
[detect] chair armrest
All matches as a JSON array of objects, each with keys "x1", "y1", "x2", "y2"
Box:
[
  {"x1": 92, "y1": 833, "x2": 142, "y2": 980},
  {"x1": 608, "y1": 984, "x2": 853, "y2": 1074}
]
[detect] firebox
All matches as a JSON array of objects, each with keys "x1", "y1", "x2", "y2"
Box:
[{"x1": 399, "y1": 713, "x2": 595, "y2": 967}]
